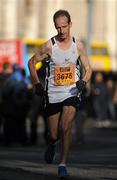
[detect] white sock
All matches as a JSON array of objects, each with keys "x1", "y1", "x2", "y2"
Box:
[{"x1": 59, "y1": 163, "x2": 66, "y2": 167}]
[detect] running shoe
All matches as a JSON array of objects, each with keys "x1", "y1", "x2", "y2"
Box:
[
  {"x1": 44, "y1": 143, "x2": 56, "y2": 164},
  {"x1": 58, "y1": 165, "x2": 68, "y2": 179}
]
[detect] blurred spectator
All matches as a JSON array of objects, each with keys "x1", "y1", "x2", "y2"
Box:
[
  {"x1": 92, "y1": 72, "x2": 109, "y2": 127},
  {"x1": 0, "y1": 62, "x2": 13, "y2": 143},
  {"x1": 2, "y1": 64, "x2": 32, "y2": 146},
  {"x1": 28, "y1": 60, "x2": 48, "y2": 145},
  {"x1": 106, "y1": 79, "x2": 116, "y2": 121},
  {"x1": 113, "y1": 81, "x2": 117, "y2": 120},
  {"x1": 28, "y1": 94, "x2": 46, "y2": 145}
]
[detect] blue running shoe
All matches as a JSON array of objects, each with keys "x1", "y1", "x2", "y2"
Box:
[
  {"x1": 58, "y1": 165, "x2": 68, "y2": 179},
  {"x1": 44, "y1": 143, "x2": 55, "y2": 164}
]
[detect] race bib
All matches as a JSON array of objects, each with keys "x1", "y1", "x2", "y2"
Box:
[{"x1": 54, "y1": 65, "x2": 75, "y2": 85}]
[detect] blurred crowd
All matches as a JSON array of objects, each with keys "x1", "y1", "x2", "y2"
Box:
[
  {"x1": 91, "y1": 72, "x2": 117, "y2": 127},
  {"x1": 0, "y1": 62, "x2": 47, "y2": 146},
  {"x1": 0, "y1": 62, "x2": 117, "y2": 147}
]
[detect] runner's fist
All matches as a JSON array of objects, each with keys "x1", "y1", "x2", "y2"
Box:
[{"x1": 76, "y1": 80, "x2": 86, "y2": 92}]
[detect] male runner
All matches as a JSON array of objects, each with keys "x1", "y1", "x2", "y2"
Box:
[{"x1": 28, "y1": 9, "x2": 92, "y2": 178}]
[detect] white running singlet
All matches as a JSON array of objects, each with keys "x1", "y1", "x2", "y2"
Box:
[{"x1": 46, "y1": 37, "x2": 81, "y2": 103}]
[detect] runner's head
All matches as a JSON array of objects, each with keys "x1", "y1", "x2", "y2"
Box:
[
  {"x1": 53, "y1": 10, "x2": 71, "y2": 26},
  {"x1": 53, "y1": 10, "x2": 72, "y2": 40}
]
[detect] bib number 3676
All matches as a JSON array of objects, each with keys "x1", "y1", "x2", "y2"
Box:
[{"x1": 54, "y1": 65, "x2": 75, "y2": 85}]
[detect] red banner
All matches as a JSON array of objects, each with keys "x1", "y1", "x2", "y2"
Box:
[{"x1": 0, "y1": 40, "x2": 23, "y2": 71}]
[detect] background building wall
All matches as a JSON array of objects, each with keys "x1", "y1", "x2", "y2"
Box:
[
  {"x1": 0, "y1": 0, "x2": 116, "y2": 70},
  {"x1": 0, "y1": 0, "x2": 18, "y2": 39}
]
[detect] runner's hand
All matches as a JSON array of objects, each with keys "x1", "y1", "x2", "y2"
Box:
[
  {"x1": 76, "y1": 80, "x2": 86, "y2": 92},
  {"x1": 34, "y1": 83, "x2": 45, "y2": 96}
]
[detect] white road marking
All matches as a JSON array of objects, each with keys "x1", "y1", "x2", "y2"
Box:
[{"x1": 1, "y1": 160, "x2": 117, "y2": 179}]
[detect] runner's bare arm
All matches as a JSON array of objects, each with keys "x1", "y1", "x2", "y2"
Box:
[
  {"x1": 77, "y1": 41, "x2": 92, "y2": 83},
  {"x1": 28, "y1": 41, "x2": 51, "y2": 84}
]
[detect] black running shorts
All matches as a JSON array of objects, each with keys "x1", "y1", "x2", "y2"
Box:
[{"x1": 45, "y1": 96, "x2": 81, "y2": 117}]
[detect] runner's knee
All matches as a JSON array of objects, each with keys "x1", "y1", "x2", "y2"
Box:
[{"x1": 61, "y1": 121, "x2": 72, "y2": 135}]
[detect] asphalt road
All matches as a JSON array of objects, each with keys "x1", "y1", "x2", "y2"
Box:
[{"x1": 0, "y1": 127, "x2": 117, "y2": 180}]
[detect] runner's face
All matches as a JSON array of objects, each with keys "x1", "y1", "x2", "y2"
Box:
[{"x1": 55, "y1": 16, "x2": 71, "y2": 40}]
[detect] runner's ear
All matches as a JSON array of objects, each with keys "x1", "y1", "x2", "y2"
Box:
[{"x1": 69, "y1": 21, "x2": 72, "y2": 28}]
